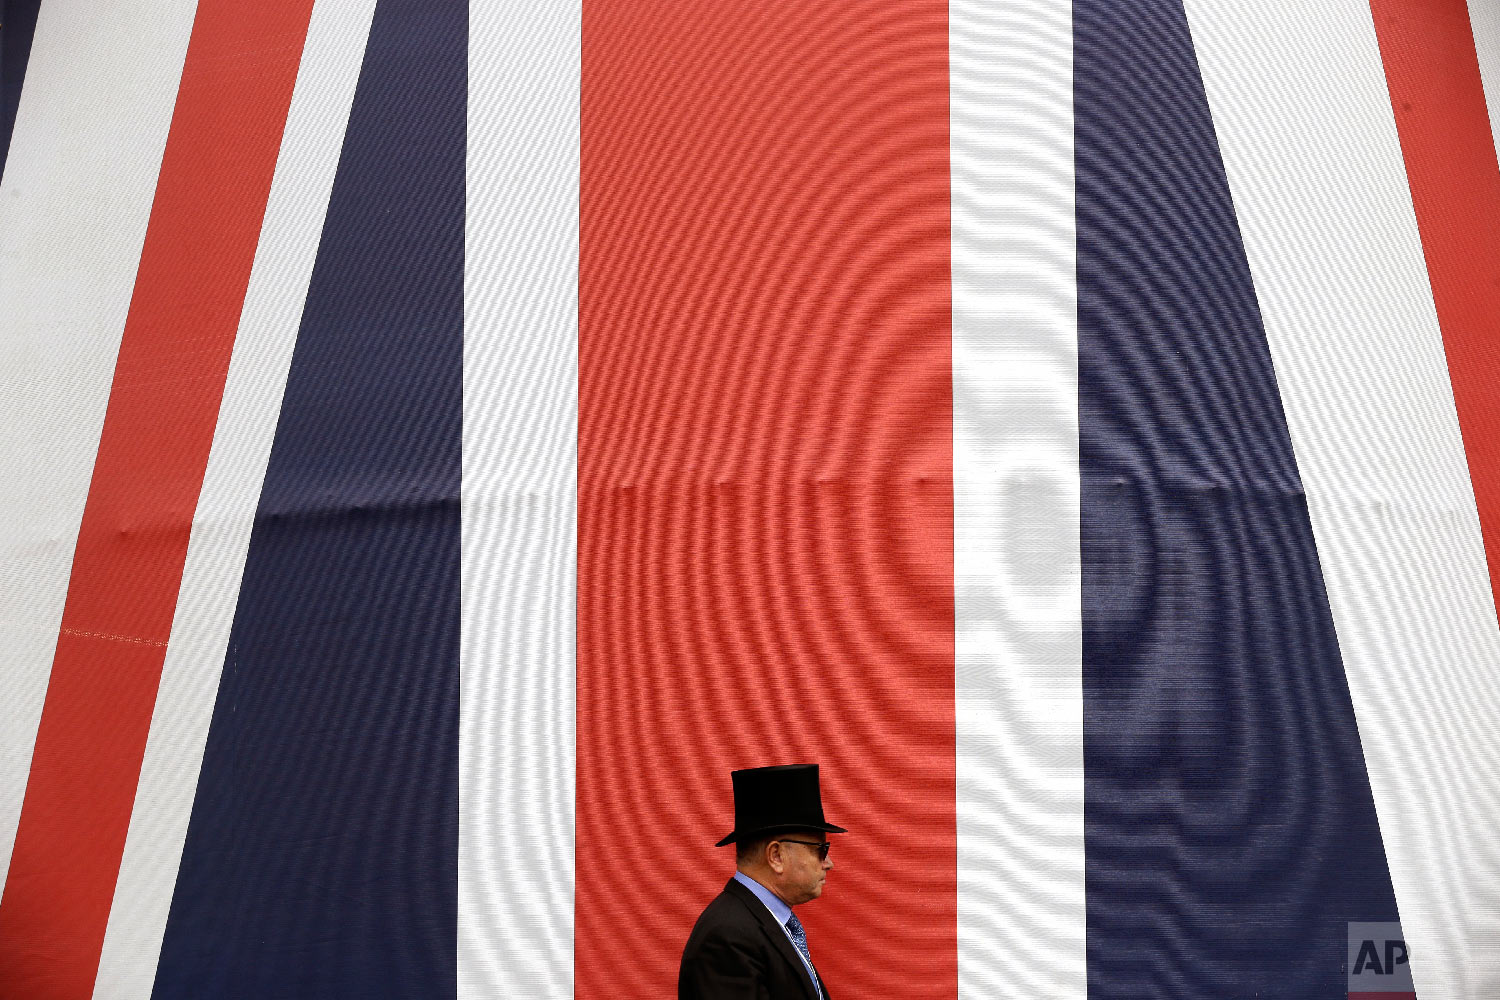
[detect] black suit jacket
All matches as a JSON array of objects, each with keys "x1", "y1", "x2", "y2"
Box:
[{"x1": 679, "y1": 877, "x2": 832, "y2": 1000}]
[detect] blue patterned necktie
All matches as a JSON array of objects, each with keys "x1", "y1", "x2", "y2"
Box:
[{"x1": 784, "y1": 913, "x2": 824, "y2": 1000}]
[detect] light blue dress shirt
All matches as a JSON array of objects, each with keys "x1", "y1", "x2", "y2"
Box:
[{"x1": 732, "y1": 870, "x2": 824, "y2": 998}]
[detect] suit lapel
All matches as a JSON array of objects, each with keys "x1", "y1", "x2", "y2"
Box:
[{"x1": 723, "y1": 878, "x2": 822, "y2": 1000}]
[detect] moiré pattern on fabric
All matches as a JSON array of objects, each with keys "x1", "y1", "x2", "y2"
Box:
[
  {"x1": 1073, "y1": 1, "x2": 1403, "y2": 996},
  {"x1": 150, "y1": 2, "x2": 463, "y2": 997},
  {"x1": 578, "y1": 1, "x2": 955, "y2": 996}
]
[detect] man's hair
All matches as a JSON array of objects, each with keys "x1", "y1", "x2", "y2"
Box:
[
  {"x1": 736, "y1": 830, "x2": 824, "y2": 865},
  {"x1": 735, "y1": 834, "x2": 772, "y2": 866}
]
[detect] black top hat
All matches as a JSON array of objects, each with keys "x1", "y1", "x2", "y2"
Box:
[{"x1": 715, "y1": 764, "x2": 847, "y2": 847}]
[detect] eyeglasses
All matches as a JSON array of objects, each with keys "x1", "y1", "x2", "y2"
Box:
[{"x1": 776, "y1": 839, "x2": 832, "y2": 861}]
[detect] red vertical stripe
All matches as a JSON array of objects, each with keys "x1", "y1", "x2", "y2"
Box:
[
  {"x1": 1369, "y1": 0, "x2": 1500, "y2": 603},
  {"x1": 0, "y1": 4, "x2": 316, "y2": 997},
  {"x1": 578, "y1": 2, "x2": 954, "y2": 998}
]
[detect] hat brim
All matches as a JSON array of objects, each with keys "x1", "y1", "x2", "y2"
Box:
[{"x1": 715, "y1": 821, "x2": 848, "y2": 848}]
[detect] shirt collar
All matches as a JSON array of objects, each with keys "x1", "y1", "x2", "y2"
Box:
[{"x1": 733, "y1": 870, "x2": 793, "y2": 927}]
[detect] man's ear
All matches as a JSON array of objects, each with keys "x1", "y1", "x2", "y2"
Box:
[{"x1": 767, "y1": 841, "x2": 785, "y2": 874}]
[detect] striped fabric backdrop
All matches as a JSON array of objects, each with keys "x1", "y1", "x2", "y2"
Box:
[{"x1": 1, "y1": 1, "x2": 1498, "y2": 998}]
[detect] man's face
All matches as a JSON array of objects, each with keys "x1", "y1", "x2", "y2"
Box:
[{"x1": 770, "y1": 831, "x2": 833, "y2": 906}]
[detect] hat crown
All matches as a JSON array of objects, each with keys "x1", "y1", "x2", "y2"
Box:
[{"x1": 716, "y1": 764, "x2": 845, "y2": 846}]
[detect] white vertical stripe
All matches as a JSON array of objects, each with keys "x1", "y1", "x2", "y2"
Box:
[
  {"x1": 1472, "y1": 1, "x2": 1500, "y2": 165},
  {"x1": 461, "y1": 3, "x2": 579, "y2": 998},
  {"x1": 1186, "y1": 3, "x2": 1500, "y2": 997},
  {"x1": 87, "y1": 3, "x2": 375, "y2": 996},
  {"x1": 0, "y1": 0, "x2": 199, "y2": 889},
  {"x1": 950, "y1": 1, "x2": 1084, "y2": 996}
]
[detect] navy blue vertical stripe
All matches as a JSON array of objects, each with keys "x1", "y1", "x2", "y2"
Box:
[
  {"x1": 150, "y1": 2, "x2": 463, "y2": 997},
  {"x1": 1074, "y1": 2, "x2": 1403, "y2": 997},
  {"x1": 0, "y1": 0, "x2": 42, "y2": 179}
]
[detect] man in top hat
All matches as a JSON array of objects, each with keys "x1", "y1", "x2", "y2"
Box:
[{"x1": 679, "y1": 764, "x2": 845, "y2": 1000}]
